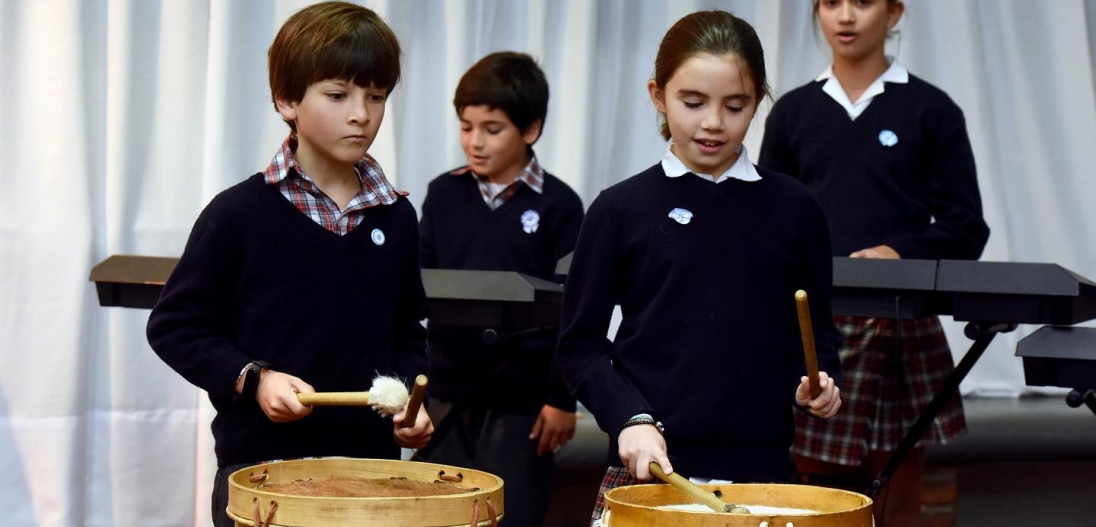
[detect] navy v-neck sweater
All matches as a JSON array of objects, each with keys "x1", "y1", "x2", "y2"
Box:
[
  {"x1": 759, "y1": 75, "x2": 989, "y2": 259},
  {"x1": 557, "y1": 163, "x2": 842, "y2": 481},
  {"x1": 147, "y1": 173, "x2": 427, "y2": 467},
  {"x1": 419, "y1": 171, "x2": 584, "y2": 412}
]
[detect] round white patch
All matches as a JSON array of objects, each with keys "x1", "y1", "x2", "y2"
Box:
[
  {"x1": 371, "y1": 228, "x2": 386, "y2": 246},
  {"x1": 878, "y1": 129, "x2": 898, "y2": 147},
  {"x1": 668, "y1": 207, "x2": 694, "y2": 225},
  {"x1": 521, "y1": 209, "x2": 540, "y2": 234}
]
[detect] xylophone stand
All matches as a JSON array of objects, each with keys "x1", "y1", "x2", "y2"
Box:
[
  {"x1": 867, "y1": 320, "x2": 1017, "y2": 498},
  {"x1": 1066, "y1": 388, "x2": 1096, "y2": 418}
]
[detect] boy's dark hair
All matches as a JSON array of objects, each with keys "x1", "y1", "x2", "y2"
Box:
[
  {"x1": 268, "y1": 1, "x2": 401, "y2": 133},
  {"x1": 652, "y1": 10, "x2": 770, "y2": 140},
  {"x1": 453, "y1": 52, "x2": 549, "y2": 141}
]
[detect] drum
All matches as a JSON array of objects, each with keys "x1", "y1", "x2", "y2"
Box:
[
  {"x1": 227, "y1": 458, "x2": 504, "y2": 527},
  {"x1": 602, "y1": 483, "x2": 872, "y2": 527}
]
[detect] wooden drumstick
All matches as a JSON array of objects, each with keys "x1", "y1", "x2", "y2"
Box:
[
  {"x1": 297, "y1": 392, "x2": 374, "y2": 406},
  {"x1": 648, "y1": 462, "x2": 733, "y2": 514},
  {"x1": 795, "y1": 290, "x2": 822, "y2": 399},
  {"x1": 296, "y1": 375, "x2": 410, "y2": 416},
  {"x1": 400, "y1": 375, "x2": 429, "y2": 429}
]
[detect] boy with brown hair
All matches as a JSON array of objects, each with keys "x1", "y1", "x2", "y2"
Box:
[
  {"x1": 418, "y1": 51, "x2": 585, "y2": 527},
  {"x1": 146, "y1": 3, "x2": 432, "y2": 526}
]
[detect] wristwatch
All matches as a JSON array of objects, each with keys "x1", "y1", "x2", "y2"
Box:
[{"x1": 240, "y1": 360, "x2": 271, "y2": 401}]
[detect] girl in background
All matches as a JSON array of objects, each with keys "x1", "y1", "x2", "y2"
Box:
[{"x1": 760, "y1": 1, "x2": 989, "y2": 525}]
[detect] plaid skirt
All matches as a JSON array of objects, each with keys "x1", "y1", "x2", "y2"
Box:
[
  {"x1": 588, "y1": 467, "x2": 640, "y2": 526},
  {"x1": 793, "y1": 315, "x2": 967, "y2": 466}
]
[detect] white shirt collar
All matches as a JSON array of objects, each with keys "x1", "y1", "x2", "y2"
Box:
[
  {"x1": 816, "y1": 57, "x2": 909, "y2": 120},
  {"x1": 660, "y1": 142, "x2": 762, "y2": 183}
]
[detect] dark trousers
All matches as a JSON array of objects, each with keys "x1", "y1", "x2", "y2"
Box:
[
  {"x1": 212, "y1": 461, "x2": 257, "y2": 527},
  {"x1": 421, "y1": 398, "x2": 554, "y2": 527}
]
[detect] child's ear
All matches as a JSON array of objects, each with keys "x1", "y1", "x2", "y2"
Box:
[
  {"x1": 887, "y1": 1, "x2": 905, "y2": 28},
  {"x1": 522, "y1": 119, "x2": 543, "y2": 145},
  {"x1": 647, "y1": 79, "x2": 666, "y2": 114},
  {"x1": 275, "y1": 97, "x2": 298, "y2": 122}
]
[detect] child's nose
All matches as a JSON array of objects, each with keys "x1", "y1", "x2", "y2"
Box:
[
  {"x1": 702, "y1": 108, "x2": 724, "y2": 131},
  {"x1": 349, "y1": 99, "x2": 370, "y2": 125},
  {"x1": 838, "y1": 3, "x2": 855, "y2": 22}
]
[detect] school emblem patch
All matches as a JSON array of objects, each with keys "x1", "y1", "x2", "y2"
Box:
[
  {"x1": 521, "y1": 209, "x2": 540, "y2": 234},
  {"x1": 878, "y1": 129, "x2": 898, "y2": 147},
  {"x1": 668, "y1": 208, "x2": 693, "y2": 225},
  {"x1": 370, "y1": 228, "x2": 386, "y2": 246}
]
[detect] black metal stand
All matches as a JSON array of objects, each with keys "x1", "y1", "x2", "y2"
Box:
[
  {"x1": 865, "y1": 320, "x2": 1017, "y2": 498},
  {"x1": 1066, "y1": 388, "x2": 1096, "y2": 418}
]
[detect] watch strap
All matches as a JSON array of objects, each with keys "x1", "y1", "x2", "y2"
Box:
[{"x1": 241, "y1": 360, "x2": 271, "y2": 401}]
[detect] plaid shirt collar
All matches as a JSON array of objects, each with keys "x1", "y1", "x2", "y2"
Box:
[
  {"x1": 451, "y1": 155, "x2": 544, "y2": 209},
  {"x1": 262, "y1": 136, "x2": 402, "y2": 207}
]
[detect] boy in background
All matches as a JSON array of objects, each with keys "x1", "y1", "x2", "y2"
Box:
[{"x1": 418, "y1": 52, "x2": 585, "y2": 527}]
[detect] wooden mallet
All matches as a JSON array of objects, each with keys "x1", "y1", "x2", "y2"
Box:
[
  {"x1": 399, "y1": 375, "x2": 429, "y2": 429},
  {"x1": 296, "y1": 375, "x2": 429, "y2": 419},
  {"x1": 795, "y1": 290, "x2": 823, "y2": 399},
  {"x1": 648, "y1": 462, "x2": 749, "y2": 514}
]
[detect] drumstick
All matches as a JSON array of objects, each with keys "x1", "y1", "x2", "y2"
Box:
[
  {"x1": 296, "y1": 392, "x2": 375, "y2": 406},
  {"x1": 296, "y1": 375, "x2": 410, "y2": 416},
  {"x1": 795, "y1": 290, "x2": 822, "y2": 399},
  {"x1": 648, "y1": 462, "x2": 733, "y2": 513},
  {"x1": 399, "y1": 375, "x2": 429, "y2": 429}
]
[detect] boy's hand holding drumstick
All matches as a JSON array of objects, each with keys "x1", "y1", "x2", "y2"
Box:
[
  {"x1": 794, "y1": 290, "x2": 842, "y2": 418},
  {"x1": 255, "y1": 369, "x2": 315, "y2": 423}
]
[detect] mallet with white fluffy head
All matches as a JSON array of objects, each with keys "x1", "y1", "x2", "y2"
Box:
[{"x1": 296, "y1": 375, "x2": 428, "y2": 419}]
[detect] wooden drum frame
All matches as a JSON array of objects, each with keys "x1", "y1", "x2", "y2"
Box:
[
  {"x1": 603, "y1": 483, "x2": 872, "y2": 527},
  {"x1": 227, "y1": 458, "x2": 504, "y2": 527}
]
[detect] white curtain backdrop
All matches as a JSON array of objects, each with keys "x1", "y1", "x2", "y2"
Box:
[{"x1": 2, "y1": 1, "x2": 1095, "y2": 526}]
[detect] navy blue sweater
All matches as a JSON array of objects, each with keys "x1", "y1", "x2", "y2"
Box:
[
  {"x1": 420, "y1": 170, "x2": 583, "y2": 413},
  {"x1": 759, "y1": 75, "x2": 989, "y2": 260},
  {"x1": 557, "y1": 163, "x2": 842, "y2": 481},
  {"x1": 146, "y1": 173, "x2": 427, "y2": 467}
]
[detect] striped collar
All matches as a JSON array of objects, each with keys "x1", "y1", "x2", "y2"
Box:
[
  {"x1": 450, "y1": 155, "x2": 545, "y2": 195},
  {"x1": 451, "y1": 155, "x2": 545, "y2": 210}
]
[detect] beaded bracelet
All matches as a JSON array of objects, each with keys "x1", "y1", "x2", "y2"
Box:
[{"x1": 621, "y1": 413, "x2": 665, "y2": 435}]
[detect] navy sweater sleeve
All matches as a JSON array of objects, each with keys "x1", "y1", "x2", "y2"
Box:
[
  {"x1": 418, "y1": 188, "x2": 438, "y2": 269},
  {"x1": 759, "y1": 107, "x2": 842, "y2": 382},
  {"x1": 885, "y1": 109, "x2": 989, "y2": 260},
  {"x1": 546, "y1": 191, "x2": 584, "y2": 412},
  {"x1": 394, "y1": 203, "x2": 429, "y2": 382},
  {"x1": 795, "y1": 197, "x2": 843, "y2": 393},
  {"x1": 557, "y1": 194, "x2": 652, "y2": 438},
  {"x1": 146, "y1": 194, "x2": 250, "y2": 401},
  {"x1": 551, "y1": 192, "x2": 584, "y2": 268},
  {"x1": 758, "y1": 108, "x2": 798, "y2": 179}
]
